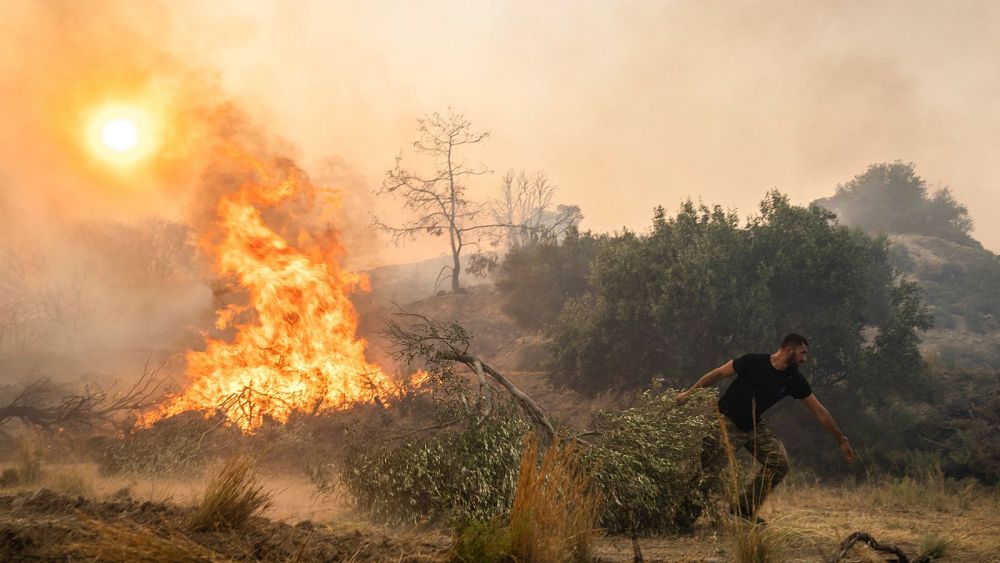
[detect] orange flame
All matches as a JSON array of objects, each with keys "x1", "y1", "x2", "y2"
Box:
[{"x1": 141, "y1": 153, "x2": 410, "y2": 432}]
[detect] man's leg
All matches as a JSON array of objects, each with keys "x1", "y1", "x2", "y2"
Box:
[
  {"x1": 737, "y1": 422, "x2": 790, "y2": 517},
  {"x1": 676, "y1": 415, "x2": 755, "y2": 528}
]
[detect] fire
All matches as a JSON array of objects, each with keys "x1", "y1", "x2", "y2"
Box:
[{"x1": 142, "y1": 153, "x2": 411, "y2": 432}]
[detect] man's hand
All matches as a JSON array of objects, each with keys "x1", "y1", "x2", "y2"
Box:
[
  {"x1": 676, "y1": 389, "x2": 692, "y2": 404},
  {"x1": 839, "y1": 439, "x2": 856, "y2": 464}
]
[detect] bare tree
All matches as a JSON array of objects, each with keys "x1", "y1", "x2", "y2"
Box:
[
  {"x1": 494, "y1": 170, "x2": 583, "y2": 250},
  {"x1": 376, "y1": 110, "x2": 509, "y2": 293}
]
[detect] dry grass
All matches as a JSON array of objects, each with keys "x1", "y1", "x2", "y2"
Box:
[
  {"x1": 186, "y1": 455, "x2": 272, "y2": 532},
  {"x1": 918, "y1": 531, "x2": 955, "y2": 560},
  {"x1": 730, "y1": 520, "x2": 794, "y2": 563},
  {"x1": 69, "y1": 516, "x2": 227, "y2": 562},
  {"x1": 715, "y1": 414, "x2": 790, "y2": 563},
  {"x1": 48, "y1": 467, "x2": 95, "y2": 496},
  {"x1": 16, "y1": 434, "x2": 45, "y2": 485},
  {"x1": 765, "y1": 480, "x2": 1000, "y2": 562},
  {"x1": 508, "y1": 435, "x2": 600, "y2": 563}
]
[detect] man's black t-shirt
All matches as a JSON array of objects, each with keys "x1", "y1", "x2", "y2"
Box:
[{"x1": 718, "y1": 353, "x2": 813, "y2": 431}]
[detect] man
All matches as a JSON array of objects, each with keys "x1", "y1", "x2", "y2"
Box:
[{"x1": 676, "y1": 333, "x2": 855, "y2": 522}]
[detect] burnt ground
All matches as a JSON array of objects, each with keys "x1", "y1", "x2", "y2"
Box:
[{"x1": 0, "y1": 488, "x2": 450, "y2": 562}]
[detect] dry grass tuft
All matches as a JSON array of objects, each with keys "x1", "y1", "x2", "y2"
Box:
[
  {"x1": 70, "y1": 516, "x2": 227, "y2": 562},
  {"x1": 730, "y1": 521, "x2": 791, "y2": 563},
  {"x1": 186, "y1": 455, "x2": 272, "y2": 532},
  {"x1": 16, "y1": 434, "x2": 45, "y2": 485},
  {"x1": 716, "y1": 414, "x2": 790, "y2": 563},
  {"x1": 508, "y1": 435, "x2": 600, "y2": 563},
  {"x1": 918, "y1": 531, "x2": 954, "y2": 560}
]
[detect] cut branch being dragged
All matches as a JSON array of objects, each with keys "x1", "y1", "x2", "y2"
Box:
[{"x1": 381, "y1": 309, "x2": 555, "y2": 444}]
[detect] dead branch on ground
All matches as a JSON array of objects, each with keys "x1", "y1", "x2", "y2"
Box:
[
  {"x1": 0, "y1": 359, "x2": 164, "y2": 431},
  {"x1": 835, "y1": 531, "x2": 933, "y2": 563}
]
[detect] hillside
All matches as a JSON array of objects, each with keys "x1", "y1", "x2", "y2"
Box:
[{"x1": 889, "y1": 234, "x2": 1000, "y2": 371}]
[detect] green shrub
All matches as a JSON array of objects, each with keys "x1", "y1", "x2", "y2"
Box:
[
  {"x1": 340, "y1": 405, "x2": 528, "y2": 525},
  {"x1": 451, "y1": 519, "x2": 512, "y2": 563},
  {"x1": 584, "y1": 385, "x2": 718, "y2": 534}
]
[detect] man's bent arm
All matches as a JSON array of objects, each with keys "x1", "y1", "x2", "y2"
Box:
[
  {"x1": 677, "y1": 360, "x2": 736, "y2": 402},
  {"x1": 800, "y1": 394, "x2": 855, "y2": 463}
]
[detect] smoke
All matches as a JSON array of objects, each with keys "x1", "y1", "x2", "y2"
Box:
[
  {"x1": 180, "y1": 1, "x2": 1000, "y2": 254},
  {"x1": 0, "y1": 1, "x2": 375, "y2": 382}
]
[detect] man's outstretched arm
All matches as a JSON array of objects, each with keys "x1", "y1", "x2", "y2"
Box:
[
  {"x1": 676, "y1": 360, "x2": 736, "y2": 403},
  {"x1": 800, "y1": 394, "x2": 856, "y2": 463}
]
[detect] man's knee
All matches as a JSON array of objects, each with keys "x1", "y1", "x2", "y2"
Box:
[
  {"x1": 771, "y1": 453, "x2": 790, "y2": 479},
  {"x1": 756, "y1": 436, "x2": 790, "y2": 481}
]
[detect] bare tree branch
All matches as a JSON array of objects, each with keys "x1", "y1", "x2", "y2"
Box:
[
  {"x1": 380, "y1": 310, "x2": 555, "y2": 444},
  {"x1": 0, "y1": 360, "x2": 165, "y2": 431}
]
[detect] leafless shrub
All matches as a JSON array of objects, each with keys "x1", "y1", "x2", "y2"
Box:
[{"x1": 0, "y1": 360, "x2": 163, "y2": 432}]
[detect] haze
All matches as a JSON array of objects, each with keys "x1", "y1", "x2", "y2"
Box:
[{"x1": 3, "y1": 0, "x2": 999, "y2": 270}]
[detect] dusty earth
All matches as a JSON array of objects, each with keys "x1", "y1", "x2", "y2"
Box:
[
  {"x1": 598, "y1": 480, "x2": 1000, "y2": 563},
  {"x1": 1, "y1": 463, "x2": 997, "y2": 562}
]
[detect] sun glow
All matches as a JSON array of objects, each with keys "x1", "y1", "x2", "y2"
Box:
[
  {"x1": 101, "y1": 117, "x2": 139, "y2": 152},
  {"x1": 86, "y1": 104, "x2": 159, "y2": 167}
]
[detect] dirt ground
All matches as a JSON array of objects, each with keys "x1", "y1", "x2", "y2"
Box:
[
  {"x1": 596, "y1": 481, "x2": 1000, "y2": 563},
  {"x1": 0, "y1": 462, "x2": 997, "y2": 562}
]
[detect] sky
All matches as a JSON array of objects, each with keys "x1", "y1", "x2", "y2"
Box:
[{"x1": 2, "y1": 0, "x2": 999, "y2": 269}]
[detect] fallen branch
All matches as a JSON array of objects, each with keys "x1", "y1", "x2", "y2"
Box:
[
  {"x1": 435, "y1": 350, "x2": 555, "y2": 444},
  {"x1": 381, "y1": 309, "x2": 555, "y2": 444},
  {"x1": 0, "y1": 359, "x2": 163, "y2": 431},
  {"x1": 835, "y1": 531, "x2": 933, "y2": 563}
]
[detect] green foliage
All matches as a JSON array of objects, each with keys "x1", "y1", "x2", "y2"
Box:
[
  {"x1": 861, "y1": 280, "x2": 934, "y2": 399},
  {"x1": 583, "y1": 386, "x2": 718, "y2": 534},
  {"x1": 339, "y1": 404, "x2": 529, "y2": 525},
  {"x1": 497, "y1": 230, "x2": 604, "y2": 330},
  {"x1": 814, "y1": 161, "x2": 976, "y2": 246},
  {"x1": 451, "y1": 519, "x2": 512, "y2": 563},
  {"x1": 546, "y1": 192, "x2": 928, "y2": 396}
]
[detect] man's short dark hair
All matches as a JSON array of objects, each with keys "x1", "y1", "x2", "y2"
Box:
[{"x1": 780, "y1": 333, "x2": 809, "y2": 348}]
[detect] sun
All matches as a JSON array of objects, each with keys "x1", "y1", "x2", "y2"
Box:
[
  {"x1": 85, "y1": 104, "x2": 159, "y2": 167},
  {"x1": 101, "y1": 117, "x2": 140, "y2": 152}
]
